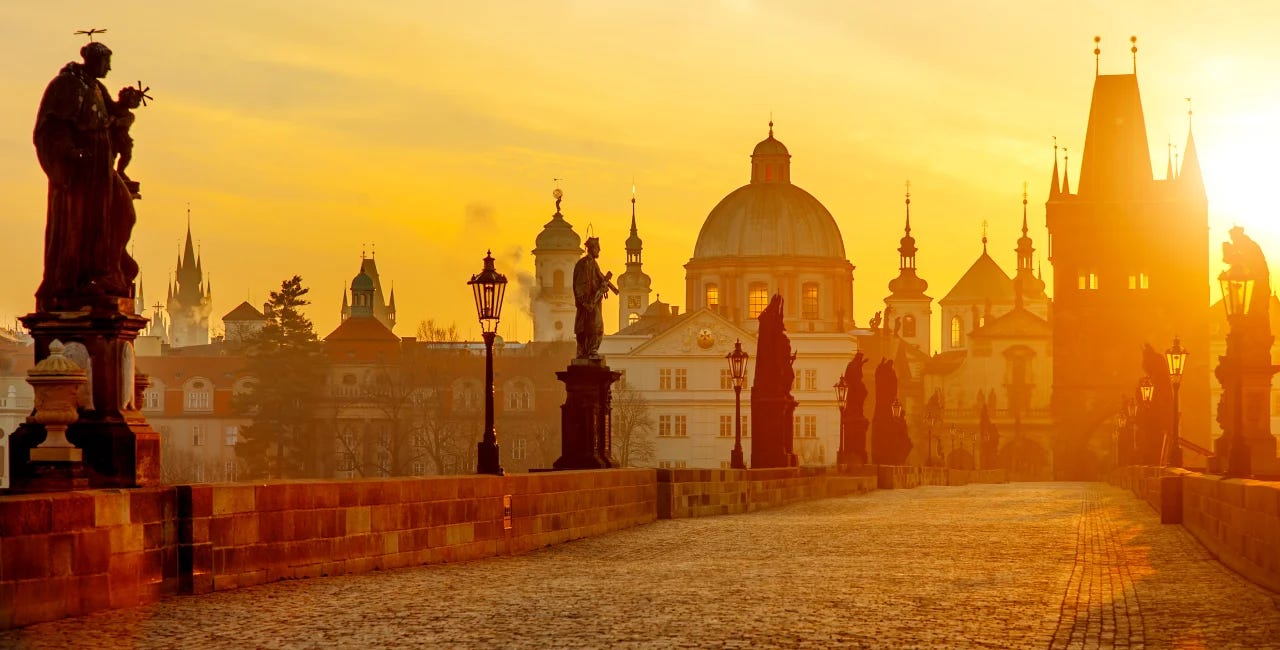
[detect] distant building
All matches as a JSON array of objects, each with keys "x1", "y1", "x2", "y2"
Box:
[
  {"x1": 166, "y1": 221, "x2": 213, "y2": 347},
  {"x1": 531, "y1": 193, "x2": 581, "y2": 342},
  {"x1": 1046, "y1": 59, "x2": 1209, "y2": 476},
  {"x1": 339, "y1": 254, "x2": 396, "y2": 333},
  {"x1": 222, "y1": 301, "x2": 268, "y2": 343}
]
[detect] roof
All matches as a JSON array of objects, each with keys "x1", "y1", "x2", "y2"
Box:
[
  {"x1": 971, "y1": 307, "x2": 1051, "y2": 339},
  {"x1": 752, "y1": 134, "x2": 789, "y2": 157},
  {"x1": 534, "y1": 212, "x2": 582, "y2": 253},
  {"x1": 351, "y1": 270, "x2": 375, "y2": 292},
  {"x1": 692, "y1": 182, "x2": 845, "y2": 260},
  {"x1": 1077, "y1": 73, "x2": 1153, "y2": 198},
  {"x1": 222, "y1": 301, "x2": 266, "y2": 322},
  {"x1": 615, "y1": 301, "x2": 693, "y2": 337},
  {"x1": 324, "y1": 316, "x2": 399, "y2": 343},
  {"x1": 940, "y1": 249, "x2": 1014, "y2": 304}
]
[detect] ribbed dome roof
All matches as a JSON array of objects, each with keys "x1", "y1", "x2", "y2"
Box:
[
  {"x1": 351, "y1": 270, "x2": 374, "y2": 292},
  {"x1": 752, "y1": 135, "x2": 789, "y2": 157},
  {"x1": 692, "y1": 182, "x2": 846, "y2": 259},
  {"x1": 534, "y1": 213, "x2": 582, "y2": 252}
]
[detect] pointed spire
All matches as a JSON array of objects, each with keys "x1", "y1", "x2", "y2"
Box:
[
  {"x1": 1181, "y1": 98, "x2": 1205, "y2": 200},
  {"x1": 195, "y1": 243, "x2": 203, "y2": 276},
  {"x1": 1166, "y1": 138, "x2": 1174, "y2": 180},
  {"x1": 1021, "y1": 182, "x2": 1029, "y2": 237},
  {"x1": 205, "y1": 274, "x2": 212, "y2": 299},
  {"x1": 137, "y1": 277, "x2": 144, "y2": 310},
  {"x1": 1049, "y1": 137, "x2": 1061, "y2": 198},
  {"x1": 904, "y1": 180, "x2": 912, "y2": 235},
  {"x1": 1061, "y1": 148, "x2": 1071, "y2": 194},
  {"x1": 182, "y1": 221, "x2": 196, "y2": 272},
  {"x1": 388, "y1": 287, "x2": 397, "y2": 310},
  {"x1": 981, "y1": 220, "x2": 989, "y2": 254}
]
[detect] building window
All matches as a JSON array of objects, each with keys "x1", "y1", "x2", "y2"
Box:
[
  {"x1": 224, "y1": 460, "x2": 237, "y2": 482},
  {"x1": 411, "y1": 461, "x2": 426, "y2": 475},
  {"x1": 793, "y1": 369, "x2": 817, "y2": 391},
  {"x1": 801, "y1": 283, "x2": 819, "y2": 319},
  {"x1": 1078, "y1": 271, "x2": 1099, "y2": 290},
  {"x1": 627, "y1": 295, "x2": 641, "y2": 308},
  {"x1": 950, "y1": 316, "x2": 963, "y2": 348},
  {"x1": 903, "y1": 314, "x2": 917, "y2": 337},
  {"x1": 512, "y1": 437, "x2": 527, "y2": 461},
  {"x1": 719, "y1": 415, "x2": 733, "y2": 437},
  {"x1": 741, "y1": 416, "x2": 751, "y2": 438},
  {"x1": 628, "y1": 313, "x2": 640, "y2": 325},
  {"x1": 186, "y1": 388, "x2": 211, "y2": 411},
  {"x1": 143, "y1": 390, "x2": 161, "y2": 410},
  {"x1": 674, "y1": 415, "x2": 687, "y2": 437},
  {"x1": 720, "y1": 369, "x2": 733, "y2": 390},
  {"x1": 1128, "y1": 272, "x2": 1150, "y2": 290},
  {"x1": 674, "y1": 369, "x2": 688, "y2": 390},
  {"x1": 706, "y1": 284, "x2": 719, "y2": 310},
  {"x1": 505, "y1": 381, "x2": 533, "y2": 411},
  {"x1": 748, "y1": 283, "x2": 769, "y2": 318},
  {"x1": 193, "y1": 464, "x2": 205, "y2": 483},
  {"x1": 659, "y1": 369, "x2": 673, "y2": 391},
  {"x1": 224, "y1": 426, "x2": 238, "y2": 446},
  {"x1": 659, "y1": 415, "x2": 672, "y2": 437},
  {"x1": 804, "y1": 416, "x2": 817, "y2": 438},
  {"x1": 657, "y1": 460, "x2": 688, "y2": 469},
  {"x1": 193, "y1": 425, "x2": 207, "y2": 447}
]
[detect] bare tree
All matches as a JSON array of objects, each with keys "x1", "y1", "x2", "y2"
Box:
[
  {"x1": 611, "y1": 386, "x2": 656, "y2": 467},
  {"x1": 416, "y1": 319, "x2": 461, "y2": 343}
]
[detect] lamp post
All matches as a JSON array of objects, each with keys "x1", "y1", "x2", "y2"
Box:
[
  {"x1": 834, "y1": 375, "x2": 848, "y2": 467},
  {"x1": 1138, "y1": 376, "x2": 1154, "y2": 465},
  {"x1": 925, "y1": 402, "x2": 939, "y2": 467},
  {"x1": 468, "y1": 251, "x2": 506, "y2": 476},
  {"x1": 1164, "y1": 337, "x2": 1187, "y2": 468},
  {"x1": 1220, "y1": 271, "x2": 1256, "y2": 478},
  {"x1": 1115, "y1": 405, "x2": 1126, "y2": 468},
  {"x1": 727, "y1": 339, "x2": 749, "y2": 470}
]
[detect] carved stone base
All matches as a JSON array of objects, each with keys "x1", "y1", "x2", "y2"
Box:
[
  {"x1": 552, "y1": 360, "x2": 620, "y2": 471},
  {"x1": 9, "y1": 303, "x2": 160, "y2": 490},
  {"x1": 750, "y1": 395, "x2": 798, "y2": 469},
  {"x1": 838, "y1": 418, "x2": 870, "y2": 467},
  {"x1": 5, "y1": 456, "x2": 89, "y2": 494}
]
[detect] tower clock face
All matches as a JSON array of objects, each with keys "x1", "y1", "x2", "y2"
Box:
[{"x1": 696, "y1": 327, "x2": 715, "y2": 349}]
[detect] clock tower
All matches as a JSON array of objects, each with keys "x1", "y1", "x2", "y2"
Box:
[{"x1": 617, "y1": 193, "x2": 652, "y2": 331}]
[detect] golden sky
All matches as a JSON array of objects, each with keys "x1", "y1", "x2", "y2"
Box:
[{"x1": 2, "y1": 1, "x2": 1278, "y2": 345}]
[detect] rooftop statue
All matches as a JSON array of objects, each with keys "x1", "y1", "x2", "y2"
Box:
[{"x1": 34, "y1": 40, "x2": 144, "y2": 310}]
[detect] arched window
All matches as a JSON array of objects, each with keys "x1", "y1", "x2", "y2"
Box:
[
  {"x1": 628, "y1": 313, "x2": 640, "y2": 325},
  {"x1": 504, "y1": 379, "x2": 533, "y2": 411},
  {"x1": 184, "y1": 377, "x2": 213, "y2": 412},
  {"x1": 705, "y1": 284, "x2": 719, "y2": 310},
  {"x1": 950, "y1": 316, "x2": 963, "y2": 348},
  {"x1": 553, "y1": 269, "x2": 565, "y2": 289},
  {"x1": 902, "y1": 314, "x2": 917, "y2": 337},
  {"x1": 801, "y1": 283, "x2": 819, "y2": 320},
  {"x1": 748, "y1": 283, "x2": 769, "y2": 318}
]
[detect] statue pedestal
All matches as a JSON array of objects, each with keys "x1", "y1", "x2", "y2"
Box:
[
  {"x1": 8, "y1": 302, "x2": 160, "y2": 490},
  {"x1": 750, "y1": 395, "x2": 798, "y2": 469},
  {"x1": 552, "y1": 359, "x2": 620, "y2": 470},
  {"x1": 838, "y1": 418, "x2": 869, "y2": 467}
]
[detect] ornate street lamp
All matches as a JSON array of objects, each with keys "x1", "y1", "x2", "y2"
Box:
[
  {"x1": 1220, "y1": 270, "x2": 1255, "y2": 477},
  {"x1": 890, "y1": 398, "x2": 904, "y2": 419},
  {"x1": 1138, "y1": 377, "x2": 1154, "y2": 405},
  {"x1": 834, "y1": 375, "x2": 848, "y2": 466},
  {"x1": 726, "y1": 339, "x2": 749, "y2": 469},
  {"x1": 468, "y1": 251, "x2": 506, "y2": 476},
  {"x1": 1164, "y1": 337, "x2": 1188, "y2": 467}
]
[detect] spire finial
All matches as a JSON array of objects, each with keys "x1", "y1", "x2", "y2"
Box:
[
  {"x1": 1022, "y1": 181, "x2": 1029, "y2": 234},
  {"x1": 1130, "y1": 35, "x2": 1138, "y2": 74},
  {"x1": 982, "y1": 220, "x2": 989, "y2": 252},
  {"x1": 1062, "y1": 147, "x2": 1070, "y2": 194},
  {"x1": 768, "y1": 112, "x2": 774, "y2": 138},
  {"x1": 1094, "y1": 36, "x2": 1101, "y2": 76},
  {"x1": 904, "y1": 179, "x2": 912, "y2": 234},
  {"x1": 1185, "y1": 97, "x2": 1193, "y2": 128},
  {"x1": 186, "y1": 202, "x2": 191, "y2": 229},
  {"x1": 371, "y1": 242, "x2": 376, "y2": 259},
  {"x1": 552, "y1": 180, "x2": 564, "y2": 213},
  {"x1": 361, "y1": 243, "x2": 366, "y2": 260}
]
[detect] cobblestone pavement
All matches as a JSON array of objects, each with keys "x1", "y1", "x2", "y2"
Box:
[{"x1": 5, "y1": 483, "x2": 1280, "y2": 649}]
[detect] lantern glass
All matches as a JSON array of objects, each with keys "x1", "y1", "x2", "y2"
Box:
[
  {"x1": 1165, "y1": 337, "x2": 1188, "y2": 387},
  {"x1": 891, "y1": 398, "x2": 904, "y2": 419},
  {"x1": 1139, "y1": 377, "x2": 1154, "y2": 404},
  {"x1": 1219, "y1": 275, "x2": 1255, "y2": 318},
  {"x1": 726, "y1": 340, "x2": 749, "y2": 389},
  {"x1": 834, "y1": 377, "x2": 848, "y2": 411},
  {"x1": 468, "y1": 251, "x2": 508, "y2": 335}
]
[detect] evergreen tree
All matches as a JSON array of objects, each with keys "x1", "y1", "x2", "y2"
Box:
[{"x1": 236, "y1": 275, "x2": 328, "y2": 478}]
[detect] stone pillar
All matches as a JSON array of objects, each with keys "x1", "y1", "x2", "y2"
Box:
[
  {"x1": 8, "y1": 301, "x2": 161, "y2": 489},
  {"x1": 553, "y1": 360, "x2": 620, "y2": 470}
]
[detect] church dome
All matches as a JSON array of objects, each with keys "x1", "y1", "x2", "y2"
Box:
[
  {"x1": 692, "y1": 182, "x2": 845, "y2": 259},
  {"x1": 692, "y1": 123, "x2": 844, "y2": 260},
  {"x1": 535, "y1": 213, "x2": 581, "y2": 252},
  {"x1": 351, "y1": 270, "x2": 374, "y2": 292}
]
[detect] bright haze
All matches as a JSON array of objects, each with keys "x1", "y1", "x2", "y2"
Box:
[{"x1": 0, "y1": 1, "x2": 1275, "y2": 340}]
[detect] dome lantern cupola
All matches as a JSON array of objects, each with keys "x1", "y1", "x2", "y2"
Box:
[{"x1": 750, "y1": 120, "x2": 791, "y2": 184}]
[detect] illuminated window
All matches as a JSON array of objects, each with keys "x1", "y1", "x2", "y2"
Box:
[
  {"x1": 1078, "y1": 271, "x2": 1099, "y2": 290},
  {"x1": 801, "y1": 283, "x2": 819, "y2": 319},
  {"x1": 903, "y1": 314, "x2": 917, "y2": 337},
  {"x1": 628, "y1": 313, "x2": 640, "y2": 325},
  {"x1": 706, "y1": 284, "x2": 719, "y2": 309},
  {"x1": 748, "y1": 283, "x2": 769, "y2": 318},
  {"x1": 950, "y1": 316, "x2": 963, "y2": 348},
  {"x1": 1128, "y1": 272, "x2": 1150, "y2": 290}
]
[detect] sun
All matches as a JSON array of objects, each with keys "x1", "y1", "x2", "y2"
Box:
[{"x1": 1199, "y1": 107, "x2": 1280, "y2": 276}]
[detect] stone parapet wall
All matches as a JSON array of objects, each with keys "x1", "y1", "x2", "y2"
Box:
[
  {"x1": 656, "y1": 467, "x2": 877, "y2": 519},
  {"x1": 1, "y1": 470, "x2": 654, "y2": 629},
  {"x1": 1113, "y1": 465, "x2": 1280, "y2": 593},
  {"x1": 0, "y1": 488, "x2": 176, "y2": 629},
  {"x1": 1180, "y1": 473, "x2": 1280, "y2": 593},
  {"x1": 876, "y1": 466, "x2": 1006, "y2": 489}
]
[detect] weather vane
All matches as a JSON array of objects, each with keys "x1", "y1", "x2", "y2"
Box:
[
  {"x1": 75, "y1": 28, "x2": 107, "y2": 42},
  {"x1": 552, "y1": 179, "x2": 564, "y2": 213}
]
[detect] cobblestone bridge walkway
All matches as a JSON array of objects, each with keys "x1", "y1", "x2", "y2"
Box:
[{"x1": 5, "y1": 482, "x2": 1280, "y2": 649}]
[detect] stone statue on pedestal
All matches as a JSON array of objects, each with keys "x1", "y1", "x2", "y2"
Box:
[
  {"x1": 839, "y1": 351, "x2": 871, "y2": 466},
  {"x1": 750, "y1": 295, "x2": 798, "y2": 468},
  {"x1": 572, "y1": 237, "x2": 617, "y2": 360}
]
